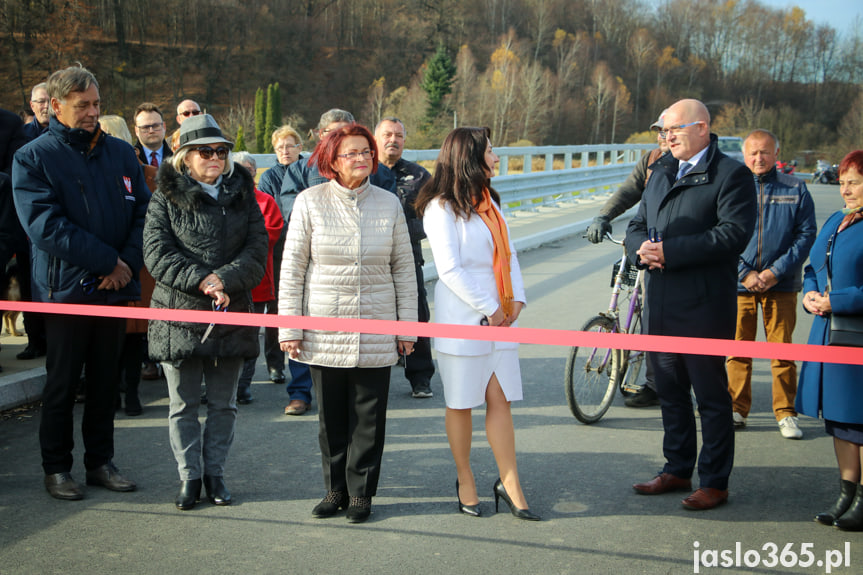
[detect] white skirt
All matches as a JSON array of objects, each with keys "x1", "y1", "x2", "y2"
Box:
[{"x1": 436, "y1": 349, "x2": 523, "y2": 409}]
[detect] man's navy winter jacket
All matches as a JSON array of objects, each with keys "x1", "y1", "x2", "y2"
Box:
[{"x1": 12, "y1": 117, "x2": 150, "y2": 304}]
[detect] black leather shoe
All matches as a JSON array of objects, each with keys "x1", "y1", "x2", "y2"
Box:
[
  {"x1": 236, "y1": 394, "x2": 253, "y2": 405},
  {"x1": 624, "y1": 386, "x2": 660, "y2": 407},
  {"x1": 175, "y1": 479, "x2": 202, "y2": 510},
  {"x1": 346, "y1": 496, "x2": 372, "y2": 523},
  {"x1": 17, "y1": 345, "x2": 47, "y2": 360},
  {"x1": 493, "y1": 478, "x2": 540, "y2": 521},
  {"x1": 86, "y1": 462, "x2": 136, "y2": 492},
  {"x1": 312, "y1": 491, "x2": 347, "y2": 518},
  {"x1": 44, "y1": 472, "x2": 84, "y2": 500},
  {"x1": 816, "y1": 479, "x2": 857, "y2": 525},
  {"x1": 456, "y1": 480, "x2": 481, "y2": 517},
  {"x1": 834, "y1": 483, "x2": 863, "y2": 531},
  {"x1": 203, "y1": 475, "x2": 231, "y2": 505},
  {"x1": 269, "y1": 368, "x2": 286, "y2": 383}
]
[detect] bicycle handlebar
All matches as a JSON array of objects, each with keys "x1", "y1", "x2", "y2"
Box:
[{"x1": 604, "y1": 232, "x2": 624, "y2": 246}]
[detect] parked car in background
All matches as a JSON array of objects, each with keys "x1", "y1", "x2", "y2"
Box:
[{"x1": 718, "y1": 136, "x2": 744, "y2": 163}]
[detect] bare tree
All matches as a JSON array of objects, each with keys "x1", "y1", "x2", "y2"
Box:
[
  {"x1": 586, "y1": 61, "x2": 615, "y2": 144},
  {"x1": 627, "y1": 28, "x2": 655, "y2": 128},
  {"x1": 518, "y1": 60, "x2": 552, "y2": 142}
]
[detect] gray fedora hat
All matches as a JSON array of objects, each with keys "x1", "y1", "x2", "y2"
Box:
[{"x1": 178, "y1": 113, "x2": 234, "y2": 149}]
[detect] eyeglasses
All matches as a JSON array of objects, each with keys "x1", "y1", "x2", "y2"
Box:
[
  {"x1": 659, "y1": 121, "x2": 703, "y2": 138},
  {"x1": 337, "y1": 149, "x2": 374, "y2": 161},
  {"x1": 31, "y1": 99, "x2": 49, "y2": 106},
  {"x1": 275, "y1": 143, "x2": 301, "y2": 151},
  {"x1": 195, "y1": 146, "x2": 229, "y2": 160},
  {"x1": 180, "y1": 110, "x2": 202, "y2": 117},
  {"x1": 136, "y1": 123, "x2": 164, "y2": 132}
]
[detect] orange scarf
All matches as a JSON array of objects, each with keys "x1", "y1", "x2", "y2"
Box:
[{"x1": 475, "y1": 188, "x2": 513, "y2": 316}]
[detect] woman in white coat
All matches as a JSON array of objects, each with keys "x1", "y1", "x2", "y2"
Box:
[{"x1": 415, "y1": 127, "x2": 539, "y2": 521}]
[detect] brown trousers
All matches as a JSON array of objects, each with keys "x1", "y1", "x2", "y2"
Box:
[{"x1": 726, "y1": 291, "x2": 798, "y2": 420}]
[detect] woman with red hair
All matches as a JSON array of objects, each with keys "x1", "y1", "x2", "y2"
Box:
[
  {"x1": 278, "y1": 123, "x2": 417, "y2": 523},
  {"x1": 797, "y1": 150, "x2": 863, "y2": 530}
]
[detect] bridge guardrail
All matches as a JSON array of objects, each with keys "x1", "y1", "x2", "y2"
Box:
[{"x1": 252, "y1": 143, "x2": 653, "y2": 213}]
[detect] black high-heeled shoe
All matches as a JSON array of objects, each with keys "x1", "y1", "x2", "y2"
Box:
[
  {"x1": 203, "y1": 474, "x2": 232, "y2": 506},
  {"x1": 456, "y1": 480, "x2": 481, "y2": 517},
  {"x1": 493, "y1": 478, "x2": 540, "y2": 521},
  {"x1": 175, "y1": 478, "x2": 202, "y2": 511}
]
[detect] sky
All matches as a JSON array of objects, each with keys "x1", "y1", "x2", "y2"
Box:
[{"x1": 745, "y1": 0, "x2": 861, "y2": 35}]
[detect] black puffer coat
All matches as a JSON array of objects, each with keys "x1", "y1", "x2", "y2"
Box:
[{"x1": 144, "y1": 162, "x2": 267, "y2": 361}]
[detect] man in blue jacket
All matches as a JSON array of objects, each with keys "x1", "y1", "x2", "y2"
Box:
[
  {"x1": 627, "y1": 99, "x2": 756, "y2": 511},
  {"x1": 726, "y1": 129, "x2": 816, "y2": 439},
  {"x1": 12, "y1": 65, "x2": 150, "y2": 501}
]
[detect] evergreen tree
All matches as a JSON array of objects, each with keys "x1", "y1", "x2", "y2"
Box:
[
  {"x1": 254, "y1": 86, "x2": 265, "y2": 153},
  {"x1": 420, "y1": 44, "x2": 456, "y2": 125},
  {"x1": 272, "y1": 82, "x2": 282, "y2": 135},
  {"x1": 235, "y1": 125, "x2": 247, "y2": 151},
  {"x1": 265, "y1": 84, "x2": 275, "y2": 153}
]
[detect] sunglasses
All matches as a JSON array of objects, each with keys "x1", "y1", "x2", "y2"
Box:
[
  {"x1": 195, "y1": 146, "x2": 229, "y2": 160},
  {"x1": 180, "y1": 110, "x2": 202, "y2": 117}
]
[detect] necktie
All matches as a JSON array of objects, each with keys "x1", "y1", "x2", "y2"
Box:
[
  {"x1": 150, "y1": 152, "x2": 159, "y2": 167},
  {"x1": 677, "y1": 162, "x2": 692, "y2": 180}
]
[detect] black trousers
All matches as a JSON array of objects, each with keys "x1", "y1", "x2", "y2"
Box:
[
  {"x1": 652, "y1": 351, "x2": 735, "y2": 490},
  {"x1": 404, "y1": 264, "x2": 434, "y2": 387},
  {"x1": 18, "y1": 243, "x2": 47, "y2": 352},
  {"x1": 40, "y1": 313, "x2": 125, "y2": 474},
  {"x1": 311, "y1": 365, "x2": 390, "y2": 498},
  {"x1": 265, "y1": 232, "x2": 286, "y2": 372}
]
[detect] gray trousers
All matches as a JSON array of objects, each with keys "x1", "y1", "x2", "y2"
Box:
[{"x1": 162, "y1": 357, "x2": 243, "y2": 481}]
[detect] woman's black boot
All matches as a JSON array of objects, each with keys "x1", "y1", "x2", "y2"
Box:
[
  {"x1": 815, "y1": 479, "x2": 856, "y2": 525},
  {"x1": 203, "y1": 475, "x2": 232, "y2": 506},
  {"x1": 834, "y1": 483, "x2": 863, "y2": 531},
  {"x1": 175, "y1": 479, "x2": 202, "y2": 510}
]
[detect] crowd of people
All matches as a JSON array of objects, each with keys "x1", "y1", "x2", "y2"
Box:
[{"x1": 1, "y1": 65, "x2": 861, "y2": 529}]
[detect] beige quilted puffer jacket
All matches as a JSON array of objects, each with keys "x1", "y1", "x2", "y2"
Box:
[{"x1": 278, "y1": 178, "x2": 418, "y2": 368}]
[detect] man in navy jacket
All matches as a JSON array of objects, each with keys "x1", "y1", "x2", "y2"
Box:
[
  {"x1": 12, "y1": 65, "x2": 150, "y2": 501},
  {"x1": 726, "y1": 129, "x2": 816, "y2": 438},
  {"x1": 626, "y1": 99, "x2": 756, "y2": 511}
]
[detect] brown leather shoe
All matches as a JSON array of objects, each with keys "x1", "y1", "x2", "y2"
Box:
[
  {"x1": 44, "y1": 472, "x2": 84, "y2": 500},
  {"x1": 633, "y1": 472, "x2": 692, "y2": 495},
  {"x1": 284, "y1": 400, "x2": 310, "y2": 416},
  {"x1": 682, "y1": 487, "x2": 728, "y2": 510}
]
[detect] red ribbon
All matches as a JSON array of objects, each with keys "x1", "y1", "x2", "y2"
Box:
[{"x1": 4, "y1": 300, "x2": 861, "y2": 366}]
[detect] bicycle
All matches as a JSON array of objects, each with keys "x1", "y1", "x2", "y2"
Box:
[{"x1": 564, "y1": 233, "x2": 647, "y2": 424}]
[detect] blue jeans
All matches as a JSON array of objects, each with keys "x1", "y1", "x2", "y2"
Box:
[{"x1": 287, "y1": 359, "x2": 313, "y2": 404}]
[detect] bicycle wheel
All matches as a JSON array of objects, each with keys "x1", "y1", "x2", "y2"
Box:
[
  {"x1": 564, "y1": 315, "x2": 618, "y2": 424},
  {"x1": 618, "y1": 308, "x2": 646, "y2": 394}
]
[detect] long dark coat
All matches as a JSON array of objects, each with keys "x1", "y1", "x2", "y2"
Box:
[
  {"x1": 626, "y1": 134, "x2": 757, "y2": 340},
  {"x1": 144, "y1": 162, "x2": 267, "y2": 362}
]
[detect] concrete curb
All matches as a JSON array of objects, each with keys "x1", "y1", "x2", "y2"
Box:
[{"x1": 0, "y1": 366, "x2": 46, "y2": 411}]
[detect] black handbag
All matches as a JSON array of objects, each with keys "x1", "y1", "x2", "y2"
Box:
[
  {"x1": 828, "y1": 314, "x2": 863, "y2": 347},
  {"x1": 825, "y1": 229, "x2": 863, "y2": 347}
]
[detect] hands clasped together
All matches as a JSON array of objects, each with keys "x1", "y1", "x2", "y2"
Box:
[
  {"x1": 199, "y1": 273, "x2": 230, "y2": 307},
  {"x1": 741, "y1": 269, "x2": 778, "y2": 293},
  {"x1": 803, "y1": 290, "x2": 831, "y2": 316}
]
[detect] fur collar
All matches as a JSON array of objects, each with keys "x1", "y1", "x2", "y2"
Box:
[{"x1": 155, "y1": 162, "x2": 254, "y2": 211}]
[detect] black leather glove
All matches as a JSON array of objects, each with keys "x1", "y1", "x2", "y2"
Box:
[{"x1": 587, "y1": 216, "x2": 612, "y2": 244}]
